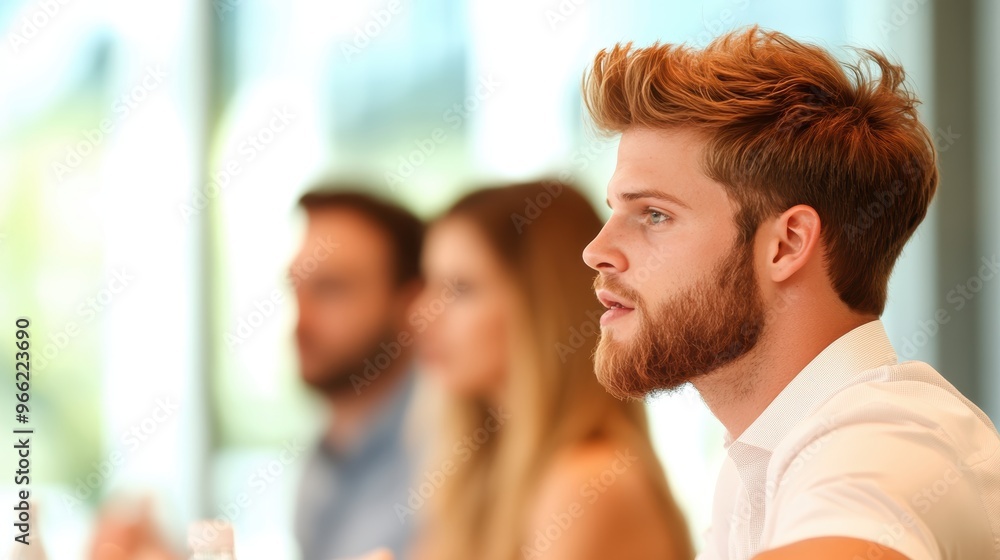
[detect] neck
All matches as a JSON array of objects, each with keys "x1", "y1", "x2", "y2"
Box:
[
  {"x1": 323, "y1": 354, "x2": 412, "y2": 451},
  {"x1": 692, "y1": 306, "x2": 876, "y2": 442}
]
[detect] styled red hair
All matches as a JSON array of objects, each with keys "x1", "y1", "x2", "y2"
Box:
[{"x1": 583, "y1": 26, "x2": 938, "y2": 315}]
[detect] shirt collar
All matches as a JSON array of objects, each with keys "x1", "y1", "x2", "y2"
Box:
[{"x1": 723, "y1": 319, "x2": 898, "y2": 454}]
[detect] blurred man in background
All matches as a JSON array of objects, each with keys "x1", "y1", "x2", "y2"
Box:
[
  {"x1": 86, "y1": 188, "x2": 424, "y2": 560},
  {"x1": 291, "y1": 187, "x2": 424, "y2": 560}
]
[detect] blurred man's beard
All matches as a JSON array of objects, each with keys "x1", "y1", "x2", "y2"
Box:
[
  {"x1": 594, "y1": 240, "x2": 766, "y2": 400},
  {"x1": 299, "y1": 325, "x2": 399, "y2": 397}
]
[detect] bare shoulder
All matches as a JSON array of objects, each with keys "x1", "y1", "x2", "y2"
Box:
[
  {"x1": 536, "y1": 438, "x2": 650, "y2": 508},
  {"x1": 522, "y1": 439, "x2": 687, "y2": 559}
]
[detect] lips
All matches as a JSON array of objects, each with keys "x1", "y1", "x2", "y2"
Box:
[
  {"x1": 596, "y1": 289, "x2": 635, "y2": 310},
  {"x1": 596, "y1": 289, "x2": 635, "y2": 326}
]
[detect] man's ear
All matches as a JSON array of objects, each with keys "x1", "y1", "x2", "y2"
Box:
[{"x1": 762, "y1": 204, "x2": 822, "y2": 283}]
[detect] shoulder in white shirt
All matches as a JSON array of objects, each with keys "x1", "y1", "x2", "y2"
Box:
[{"x1": 697, "y1": 320, "x2": 1000, "y2": 560}]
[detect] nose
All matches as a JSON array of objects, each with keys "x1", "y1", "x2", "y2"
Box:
[
  {"x1": 293, "y1": 287, "x2": 313, "y2": 332},
  {"x1": 411, "y1": 283, "x2": 441, "y2": 324},
  {"x1": 583, "y1": 218, "x2": 627, "y2": 273}
]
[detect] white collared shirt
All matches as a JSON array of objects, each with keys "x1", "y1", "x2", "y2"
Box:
[{"x1": 696, "y1": 320, "x2": 1000, "y2": 560}]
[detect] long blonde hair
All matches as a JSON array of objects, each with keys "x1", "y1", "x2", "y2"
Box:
[{"x1": 416, "y1": 181, "x2": 693, "y2": 560}]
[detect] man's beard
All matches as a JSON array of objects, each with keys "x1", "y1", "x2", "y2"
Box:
[
  {"x1": 593, "y1": 239, "x2": 766, "y2": 400},
  {"x1": 299, "y1": 325, "x2": 400, "y2": 397}
]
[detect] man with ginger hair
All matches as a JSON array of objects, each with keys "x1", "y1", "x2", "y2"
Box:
[{"x1": 582, "y1": 27, "x2": 1000, "y2": 560}]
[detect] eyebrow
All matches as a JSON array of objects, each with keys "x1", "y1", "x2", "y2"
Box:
[{"x1": 606, "y1": 189, "x2": 692, "y2": 210}]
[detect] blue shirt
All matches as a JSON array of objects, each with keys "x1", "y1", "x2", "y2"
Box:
[{"x1": 294, "y1": 372, "x2": 417, "y2": 560}]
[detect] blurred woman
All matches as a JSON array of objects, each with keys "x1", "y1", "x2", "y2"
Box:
[{"x1": 410, "y1": 182, "x2": 694, "y2": 560}]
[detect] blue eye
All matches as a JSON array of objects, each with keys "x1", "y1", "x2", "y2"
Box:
[{"x1": 643, "y1": 208, "x2": 670, "y2": 225}]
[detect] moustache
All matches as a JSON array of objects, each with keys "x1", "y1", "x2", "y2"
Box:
[{"x1": 592, "y1": 274, "x2": 645, "y2": 310}]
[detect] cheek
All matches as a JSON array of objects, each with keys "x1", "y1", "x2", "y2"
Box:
[
  {"x1": 630, "y1": 233, "x2": 714, "y2": 301},
  {"x1": 315, "y1": 294, "x2": 390, "y2": 347},
  {"x1": 468, "y1": 309, "x2": 509, "y2": 382},
  {"x1": 628, "y1": 241, "x2": 682, "y2": 301},
  {"x1": 437, "y1": 302, "x2": 510, "y2": 390}
]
